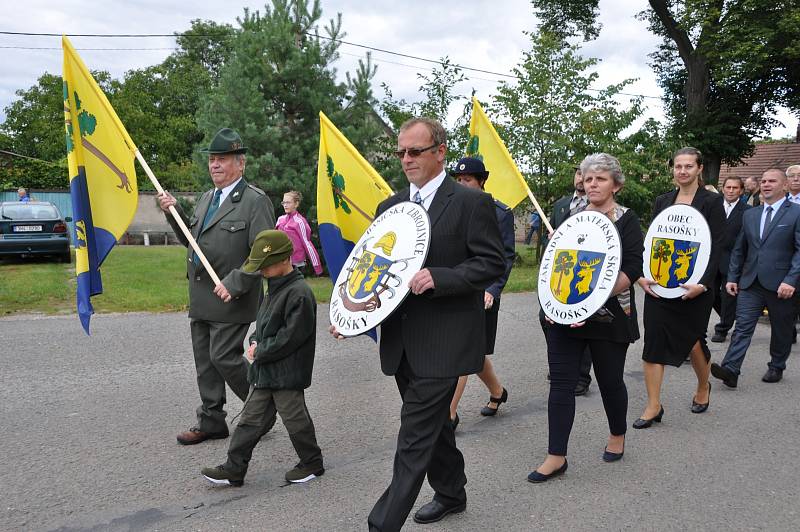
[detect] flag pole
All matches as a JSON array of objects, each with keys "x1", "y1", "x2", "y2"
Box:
[
  {"x1": 525, "y1": 186, "x2": 554, "y2": 235},
  {"x1": 134, "y1": 150, "x2": 222, "y2": 286}
]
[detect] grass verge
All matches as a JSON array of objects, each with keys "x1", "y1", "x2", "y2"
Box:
[{"x1": 0, "y1": 244, "x2": 539, "y2": 316}]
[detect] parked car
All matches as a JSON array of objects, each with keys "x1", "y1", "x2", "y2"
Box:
[{"x1": 0, "y1": 201, "x2": 72, "y2": 262}]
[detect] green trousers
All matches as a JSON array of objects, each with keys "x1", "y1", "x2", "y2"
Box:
[
  {"x1": 190, "y1": 320, "x2": 250, "y2": 433},
  {"x1": 226, "y1": 387, "x2": 323, "y2": 476}
]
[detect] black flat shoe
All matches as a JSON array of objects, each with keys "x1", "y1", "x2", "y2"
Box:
[
  {"x1": 602, "y1": 435, "x2": 625, "y2": 462},
  {"x1": 691, "y1": 382, "x2": 711, "y2": 413},
  {"x1": 632, "y1": 406, "x2": 664, "y2": 429},
  {"x1": 527, "y1": 460, "x2": 568, "y2": 483},
  {"x1": 480, "y1": 387, "x2": 508, "y2": 416},
  {"x1": 413, "y1": 499, "x2": 466, "y2": 524}
]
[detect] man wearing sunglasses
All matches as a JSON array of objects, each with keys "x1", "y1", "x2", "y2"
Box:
[{"x1": 366, "y1": 118, "x2": 505, "y2": 529}]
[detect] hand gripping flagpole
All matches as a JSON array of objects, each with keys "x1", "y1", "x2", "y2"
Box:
[{"x1": 134, "y1": 150, "x2": 223, "y2": 286}]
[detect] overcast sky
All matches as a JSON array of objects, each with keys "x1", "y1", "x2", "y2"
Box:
[{"x1": 1, "y1": 0, "x2": 796, "y2": 143}]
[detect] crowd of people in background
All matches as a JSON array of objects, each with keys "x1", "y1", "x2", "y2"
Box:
[{"x1": 156, "y1": 122, "x2": 800, "y2": 531}]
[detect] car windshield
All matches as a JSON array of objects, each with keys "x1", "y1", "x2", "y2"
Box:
[{"x1": 1, "y1": 204, "x2": 59, "y2": 220}]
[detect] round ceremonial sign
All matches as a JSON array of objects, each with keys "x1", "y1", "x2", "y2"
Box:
[
  {"x1": 538, "y1": 210, "x2": 622, "y2": 325},
  {"x1": 329, "y1": 201, "x2": 431, "y2": 337},
  {"x1": 643, "y1": 204, "x2": 711, "y2": 299}
]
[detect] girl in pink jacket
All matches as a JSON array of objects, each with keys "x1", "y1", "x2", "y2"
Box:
[{"x1": 276, "y1": 191, "x2": 323, "y2": 275}]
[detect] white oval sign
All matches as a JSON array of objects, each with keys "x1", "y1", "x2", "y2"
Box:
[
  {"x1": 538, "y1": 210, "x2": 622, "y2": 325},
  {"x1": 329, "y1": 201, "x2": 431, "y2": 337},
  {"x1": 643, "y1": 204, "x2": 711, "y2": 299}
]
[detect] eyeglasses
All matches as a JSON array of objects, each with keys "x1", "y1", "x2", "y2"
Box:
[
  {"x1": 281, "y1": 201, "x2": 295, "y2": 205},
  {"x1": 394, "y1": 143, "x2": 438, "y2": 159}
]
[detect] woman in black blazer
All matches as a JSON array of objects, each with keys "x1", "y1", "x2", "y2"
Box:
[
  {"x1": 634, "y1": 147, "x2": 725, "y2": 428},
  {"x1": 529, "y1": 153, "x2": 643, "y2": 482}
]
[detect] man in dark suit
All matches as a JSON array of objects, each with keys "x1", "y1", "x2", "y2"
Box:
[
  {"x1": 711, "y1": 168, "x2": 800, "y2": 387},
  {"x1": 711, "y1": 176, "x2": 750, "y2": 342},
  {"x1": 158, "y1": 128, "x2": 275, "y2": 444},
  {"x1": 545, "y1": 168, "x2": 593, "y2": 395},
  {"x1": 744, "y1": 175, "x2": 761, "y2": 206},
  {"x1": 333, "y1": 118, "x2": 504, "y2": 530}
]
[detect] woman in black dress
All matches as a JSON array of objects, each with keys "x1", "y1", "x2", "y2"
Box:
[
  {"x1": 529, "y1": 153, "x2": 643, "y2": 482},
  {"x1": 634, "y1": 147, "x2": 724, "y2": 428}
]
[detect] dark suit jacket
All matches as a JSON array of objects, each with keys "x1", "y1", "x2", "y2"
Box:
[
  {"x1": 486, "y1": 199, "x2": 516, "y2": 299},
  {"x1": 652, "y1": 187, "x2": 725, "y2": 288},
  {"x1": 167, "y1": 178, "x2": 276, "y2": 323},
  {"x1": 550, "y1": 194, "x2": 574, "y2": 230},
  {"x1": 719, "y1": 198, "x2": 750, "y2": 276},
  {"x1": 728, "y1": 200, "x2": 800, "y2": 291},
  {"x1": 376, "y1": 177, "x2": 505, "y2": 378}
]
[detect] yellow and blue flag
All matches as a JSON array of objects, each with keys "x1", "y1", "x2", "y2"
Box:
[
  {"x1": 316, "y1": 112, "x2": 392, "y2": 338},
  {"x1": 63, "y1": 36, "x2": 138, "y2": 334},
  {"x1": 465, "y1": 97, "x2": 529, "y2": 209}
]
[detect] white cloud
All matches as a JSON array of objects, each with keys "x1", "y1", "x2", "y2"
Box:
[{"x1": 0, "y1": 0, "x2": 795, "y2": 142}]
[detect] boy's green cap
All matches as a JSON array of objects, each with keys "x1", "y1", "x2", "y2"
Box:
[{"x1": 242, "y1": 230, "x2": 293, "y2": 272}]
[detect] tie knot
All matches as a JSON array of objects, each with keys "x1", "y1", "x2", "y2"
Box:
[
  {"x1": 766, "y1": 205, "x2": 773, "y2": 212},
  {"x1": 413, "y1": 191, "x2": 422, "y2": 204}
]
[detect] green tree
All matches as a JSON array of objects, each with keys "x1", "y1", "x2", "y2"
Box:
[
  {"x1": 1, "y1": 72, "x2": 112, "y2": 162},
  {"x1": 531, "y1": 0, "x2": 800, "y2": 182},
  {"x1": 490, "y1": 31, "x2": 668, "y2": 213},
  {"x1": 652, "y1": 238, "x2": 671, "y2": 281},
  {"x1": 196, "y1": 0, "x2": 380, "y2": 216},
  {"x1": 379, "y1": 58, "x2": 471, "y2": 189}
]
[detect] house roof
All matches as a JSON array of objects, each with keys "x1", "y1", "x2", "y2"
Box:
[{"x1": 718, "y1": 143, "x2": 800, "y2": 180}]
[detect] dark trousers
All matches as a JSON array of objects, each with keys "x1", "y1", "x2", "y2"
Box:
[
  {"x1": 540, "y1": 315, "x2": 591, "y2": 387},
  {"x1": 190, "y1": 320, "x2": 251, "y2": 433},
  {"x1": 226, "y1": 387, "x2": 322, "y2": 475},
  {"x1": 545, "y1": 326, "x2": 628, "y2": 456},
  {"x1": 368, "y1": 358, "x2": 466, "y2": 532},
  {"x1": 713, "y1": 271, "x2": 737, "y2": 335},
  {"x1": 577, "y1": 348, "x2": 593, "y2": 387},
  {"x1": 720, "y1": 282, "x2": 795, "y2": 375}
]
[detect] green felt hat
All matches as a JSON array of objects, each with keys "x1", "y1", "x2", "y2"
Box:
[
  {"x1": 200, "y1": 128, "x2": 248, "y2": 154},
  {"x1": 242, "y1": 230, "x2": 293, "y2": 273}
]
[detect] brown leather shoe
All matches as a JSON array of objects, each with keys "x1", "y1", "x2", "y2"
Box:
[{"x1": 177, "y1": 427, "x2": 229, "y2": 445}]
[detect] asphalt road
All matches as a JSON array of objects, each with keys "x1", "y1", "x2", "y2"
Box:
[{"x1": 1, "y1": 292, "x2": 798, "y2": 531}]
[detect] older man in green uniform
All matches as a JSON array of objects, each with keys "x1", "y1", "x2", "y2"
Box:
[{"x1": 158, "y1": 128, "x2": 275, "y2": 445}]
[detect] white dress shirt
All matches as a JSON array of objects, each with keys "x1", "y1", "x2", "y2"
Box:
[
  {"x1": 724, "y1": 198, "x2": 740, "y2": 218},
  {"x1": 409, "y1": 170, "x2": 446, "y2": 211},
  {"x1": 760, "y1": 196, "x2": 786, "y2": 238},
  {"x1": 215, "y1": 176, "x2": 243, "y2": 205}
]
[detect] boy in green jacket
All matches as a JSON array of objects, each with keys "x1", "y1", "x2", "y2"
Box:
[{"x1": 201, "y1": 230, "x2": 323, "y2": 486}]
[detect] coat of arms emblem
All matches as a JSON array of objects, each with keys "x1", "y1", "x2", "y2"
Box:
[
  {"x1": 330, "y1": 201, "x2": 431, "y2": 336},
  {"x1": 643, "y1": 205, "x2": 711, "y2": 298},
  {"x1": 538, "y1": 211, "x2": 621, "y2": 324}
]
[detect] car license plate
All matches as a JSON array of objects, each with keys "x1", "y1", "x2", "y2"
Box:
[{"x1": 13, "y1": 225, "x2": 43, "y2": 232}]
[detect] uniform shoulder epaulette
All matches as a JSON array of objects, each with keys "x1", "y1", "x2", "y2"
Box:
[
  {"x1": 247, "y1": 184, "x2": 266, "y2": 196},
  {"x1": 495, "y1": 199, "x2": 511, "y2": 211}
]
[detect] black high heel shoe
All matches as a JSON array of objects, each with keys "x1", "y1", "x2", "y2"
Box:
[
  {"x1": 632, "y1": 405, "x2": 664, "y2": 429},
  {"x1": 691, "y1": 382, "x2": 711, "y2": 413},
  {"x1": 480, "y1": 387, "x2": 508, "y2": 416},
  {"x1": 602, "y1": 435, "x2": 625, "y2": 462}
]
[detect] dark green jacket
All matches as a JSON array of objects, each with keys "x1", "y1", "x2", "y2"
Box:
[
  {"x1": 248, "y1": 268, "x2": 317, "y2": 390},
  {"x1": 166, "y1": 178, "x2": 275, "y2": 323}
]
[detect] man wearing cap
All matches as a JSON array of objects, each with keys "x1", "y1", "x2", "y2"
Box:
[
  {"x1": 332, "y1": 118, "x2": 504, "y2": 530},
  {"x1": 158, "y1": 128, "x2": 275, "y2": 445},
  {"x1": 201, "y1": 229, "x2": 323, "y2": 486}
]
